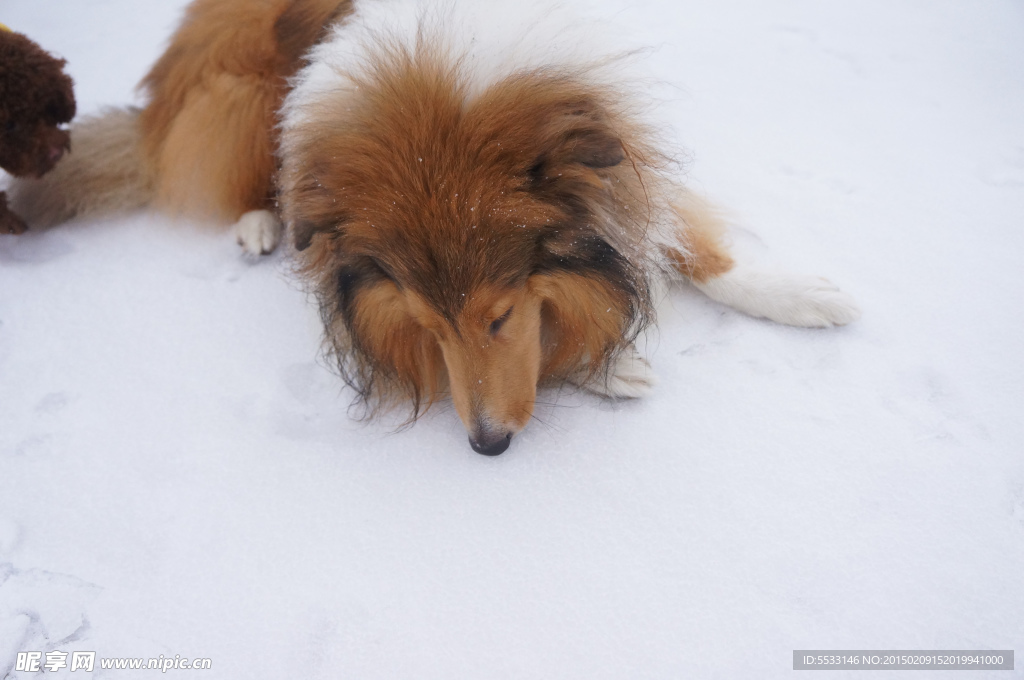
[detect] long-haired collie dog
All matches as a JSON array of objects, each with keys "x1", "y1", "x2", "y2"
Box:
[{"x1": 8, "y1": 0, "x2": 860, "y2": 454}]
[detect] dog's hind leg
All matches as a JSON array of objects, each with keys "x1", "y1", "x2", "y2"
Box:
[{"x1": 664, "y1": 194, "x2": 861, "y2": 328}]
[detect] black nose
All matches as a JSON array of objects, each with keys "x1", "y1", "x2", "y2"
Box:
[{"x1": 469, "y1": 432, "x2": 512, "y2": 456}]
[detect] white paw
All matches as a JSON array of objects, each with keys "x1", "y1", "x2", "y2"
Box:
[
  {"x1": 774, "y1": 276, "x2": 862, "y2": 327},
  {"x1": 578, "y1": 345, "x2": 656, "y2": 399},
  {"x1": 696, "y1": 268, "x2": 861, "y2": 328},
  {"x1": 235, "y1": 210, "x2": 282, "y2": 256}
]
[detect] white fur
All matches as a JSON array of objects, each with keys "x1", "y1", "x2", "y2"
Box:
[
  {"x1": 695, "y1": 267, "x2": 861, "y2": 327},
  {"x1": 281, "y1": 0, "x2": 637, "y2": 133},
  {"x1": 235, "y1": 210, "x2": 282, "y2": 256},
  {"x1": 572, "y1": 345, "x2": 656, "y2": 399}
]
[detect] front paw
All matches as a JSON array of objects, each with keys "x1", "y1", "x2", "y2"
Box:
[
  {"x1": 573, "y1": 345, "x2": 656, "y2": 399},
  {"x1": 235, "y1": 209, "x2": 282, "y2": 256}
]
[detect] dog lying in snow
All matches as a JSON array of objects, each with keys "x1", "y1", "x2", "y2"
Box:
[{"x1": 7, "y1": 0, "x2": 860, "y2": 454}]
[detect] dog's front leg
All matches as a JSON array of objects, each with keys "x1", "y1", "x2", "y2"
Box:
[{"x1": 568, "y1": 344, "x2": 656, "y2": 399}]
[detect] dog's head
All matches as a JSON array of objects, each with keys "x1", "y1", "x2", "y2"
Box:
[
  {"x1": 0, "y1": 30, "x2": 75, "y2": 178},
  {"x1": 284, "y1": 54, "x2": 652, "y2": 453}
]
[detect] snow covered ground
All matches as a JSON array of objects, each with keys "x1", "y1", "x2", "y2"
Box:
[{"x1": 1, "y1": 0, "x2": 1022, "y2": 677}]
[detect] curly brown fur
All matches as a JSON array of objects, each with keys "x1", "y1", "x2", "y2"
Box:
[
  {"x1": 0, "y1": 28, "x2": 76, "y2": 233},
  {"x1": 0, "y1": 29, "x2": 75, "y2": 178}
]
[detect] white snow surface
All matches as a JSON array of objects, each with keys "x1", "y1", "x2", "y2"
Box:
[{"x1": 2, "y1": 0, "x2": 1023, "y2": 678}]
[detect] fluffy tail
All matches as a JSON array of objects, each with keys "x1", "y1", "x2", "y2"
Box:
[{"x1": 7, "y1": 107, "x2": 154, "y2": 228}]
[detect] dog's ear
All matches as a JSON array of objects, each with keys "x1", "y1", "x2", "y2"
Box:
[
  {"x1": 284, "y1": 168, "x2": 348, "y2": 251},
  {"x1": 292, "y1": 216, "x2": 339, "y2": 251},
  {"x1": 527, "y1": 95, "x2": 625, "y2": 189},
  {"x1": 549, "y1": 123, "x2": 625, "y2": 170}
]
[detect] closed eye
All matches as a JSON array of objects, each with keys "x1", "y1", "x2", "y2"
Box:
[{"x1": 489, "y1": 306, "x2": 513, "y2": 335}]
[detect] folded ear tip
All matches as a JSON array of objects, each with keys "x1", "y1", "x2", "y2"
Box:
[
  {"x1": 584, "y1": 144, "x2": 624, "y2": 168},
  {"x1": 292, "y1": 221, "x2": 316, "y2": 251},
  {"x1": 571, "y1": 135, "x2": 624, "y2": 169}
]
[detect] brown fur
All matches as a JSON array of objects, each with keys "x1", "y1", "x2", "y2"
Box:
[
  {"x1": 279, "y1": 37, "x2": 734, "y2": 451},
  {"x1": 137, "y1": 0, "x2": 353, "y2": 222},
  {"x1": 0, "y1": 28, "x2": 76, "y2": 233},
  {"x1": 667, "y1": 197, "x2": 735, "y2": 283},
  {"x1": 7, "y1": 1, "x2": 741, "y2": 453}
]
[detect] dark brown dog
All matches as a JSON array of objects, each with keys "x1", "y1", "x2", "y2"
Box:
[{"x1": 0, "y1": 26, "x2": 75, "y2": 234}]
